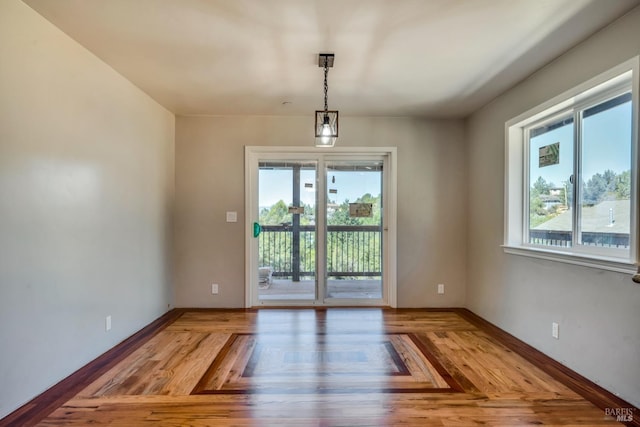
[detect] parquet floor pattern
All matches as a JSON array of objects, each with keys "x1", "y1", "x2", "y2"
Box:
[{"x1": 36, "y1": 309, "x2": 622, "y2": 426}]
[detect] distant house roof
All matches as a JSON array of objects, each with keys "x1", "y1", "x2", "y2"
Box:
[{"x1": 533, "y1": 199, "x2": 630, "y2": 233}]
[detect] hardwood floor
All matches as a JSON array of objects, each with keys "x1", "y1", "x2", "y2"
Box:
[{"x1": 3, "y1": 308, "x2": 637, "y2": 426}]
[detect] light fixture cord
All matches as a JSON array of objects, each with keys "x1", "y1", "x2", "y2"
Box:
[{"x1": 324, "y1": 60, "x2": 329, "y2": 113}]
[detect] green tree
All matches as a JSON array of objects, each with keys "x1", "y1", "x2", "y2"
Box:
[
  {"x1": 615, "y1": 170, "x2": 631, "y2": 199},
  {"x1": 532, "y1": 176, "x2": 552, "y2": 196},
  {"x1": 581, "y1": 169, "x2": 630, "y2": 204},
  {"x1": 327, "y1": 193, "x2": 382, "y2": 226},
  {"x1": 602, "y1": 169, "x2": 617, "y2": 191},
  {"x1": 300, "y1": 203, "x2": 316, "y2": 225},
  {"x1": 583, "y1": 174, "x2": 605, "y2": 204},
  {"x1": 259, "y1": 200, "x2": 290, "y2": 225},
  {"x1": 327, "y1": 199, "x2": 358, "y2": 226},
  {"x1": 529, "y1": 176, "x2": 562, "y2": 228}
]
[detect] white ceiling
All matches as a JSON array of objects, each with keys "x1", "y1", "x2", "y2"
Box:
[{"x1": 24, "y1": 0, "x2": 640, "y2": 117}]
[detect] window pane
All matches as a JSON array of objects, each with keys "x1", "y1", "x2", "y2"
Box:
[
  {"x1": 258, "y1": 165, "x2": 292, "y2": 225},
  {"x1": 579, "y1": 93, "x2": 632, "y2": 249},
  {"x1": 528, "y1": 117, "x2": 574, "y2": 247}
]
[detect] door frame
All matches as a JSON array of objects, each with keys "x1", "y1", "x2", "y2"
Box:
[{"x1": 244, "y1": 146, "x2": 397, "y2": 308}]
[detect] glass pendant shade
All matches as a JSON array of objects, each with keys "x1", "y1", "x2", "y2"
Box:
[{"x1": 315, "y1": 110, "x2": 338, "y2": 147}]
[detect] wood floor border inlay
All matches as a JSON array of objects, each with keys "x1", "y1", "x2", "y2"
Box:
[
  {"x1": 2, "y1": 307, "x2": 638, "y2": 426},
  {"x1": 191, "y1": 332, "x2": 464, "y2": 395}
]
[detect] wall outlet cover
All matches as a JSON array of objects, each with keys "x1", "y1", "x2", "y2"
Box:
[{"x1": 552, "y1": 322, "x2": 559, "y2": 339}]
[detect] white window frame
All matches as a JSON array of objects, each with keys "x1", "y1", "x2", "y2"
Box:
[{"x1": 504, "y1": 57, "x2": 639, "y2": 274}]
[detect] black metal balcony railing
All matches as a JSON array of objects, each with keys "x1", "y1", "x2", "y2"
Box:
[
  {"x1": 529, "y1": 230, "x2": 629, "y2": 248},
  {"x1": 259, "y1": 224, "x2": 382, "y2": 281}
]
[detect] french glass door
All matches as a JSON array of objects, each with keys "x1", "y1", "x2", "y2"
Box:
[
  {"x1": 256, "y1": 160, "x2": 318, "y2": 301},
  {"x1": 324, "y1": 161, "x2": 383, "y2": 300},
  {"x1": 246, "y1": 148, "x2": 395, "y2": 307}
]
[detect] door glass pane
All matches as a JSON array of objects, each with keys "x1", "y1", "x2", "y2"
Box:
[
  {"x1": 528, "y1": 117, "x2": 574, "y2": 247},
  {"x1": 258, "y1": 161, "x2": 316, "y2": 300},
  {"x1": 326, "y1": 162, "x2": 383, "y2": 299},
  {"x1": 579, "y1": 93, "x2": 632, "y2": 249}
]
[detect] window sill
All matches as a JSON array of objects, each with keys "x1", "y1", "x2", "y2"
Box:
[{"x1": 502, "y1": 245, "x2": 637, "y2": 274}]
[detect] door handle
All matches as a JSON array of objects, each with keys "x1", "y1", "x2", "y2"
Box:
[{"x1": 253, "y1": 222, "x2": 262, "y2": 238}]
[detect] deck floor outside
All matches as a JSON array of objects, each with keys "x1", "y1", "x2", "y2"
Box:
[{"x1": 258, "y1": 278, "x2": 382, "y2": 300}]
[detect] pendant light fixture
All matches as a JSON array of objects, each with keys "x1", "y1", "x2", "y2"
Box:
[{"x1": 315, "y1": 53, "x2": 338, "y2": 147}]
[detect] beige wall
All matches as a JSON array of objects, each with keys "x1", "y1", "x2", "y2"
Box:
[
  {"x1": 466, "y1": 6, "x2": 640, "y2": 407},
  {"x1": 0, "y1": 0, "x2": 175, "y2": 418},
  {"x1": 175, "y1": 115, "x2": 467, "y2": 308}
]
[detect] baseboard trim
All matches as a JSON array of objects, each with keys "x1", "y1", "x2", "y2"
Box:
[
  {"x1": 455, "y1": 308, "x2": 639, "y2": 427},
  {"x1": 0, "y1": 308, "x2": 184, "y2": 427}
]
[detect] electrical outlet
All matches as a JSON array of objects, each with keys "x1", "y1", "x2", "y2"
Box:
[
  {"x1": 552, "y1": 322, "x2": 559, "y2": 339},
  {"x1": 105, "y1": 315, "x2": 112, "y2": 331},
  {"x1": 437, "y1": 283, "x2": 445, "y2": 294},
  {"x1": 212, "y1": 283, "x2": 219, "y2": 294}
]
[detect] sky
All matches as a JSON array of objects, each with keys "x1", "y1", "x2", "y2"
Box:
[
  {"x1": 259, "y1": 168, "x2": 382, "y2": 208},
  {"x1": 529, "y1": 100, "x2": 631, "y2": 188}
]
